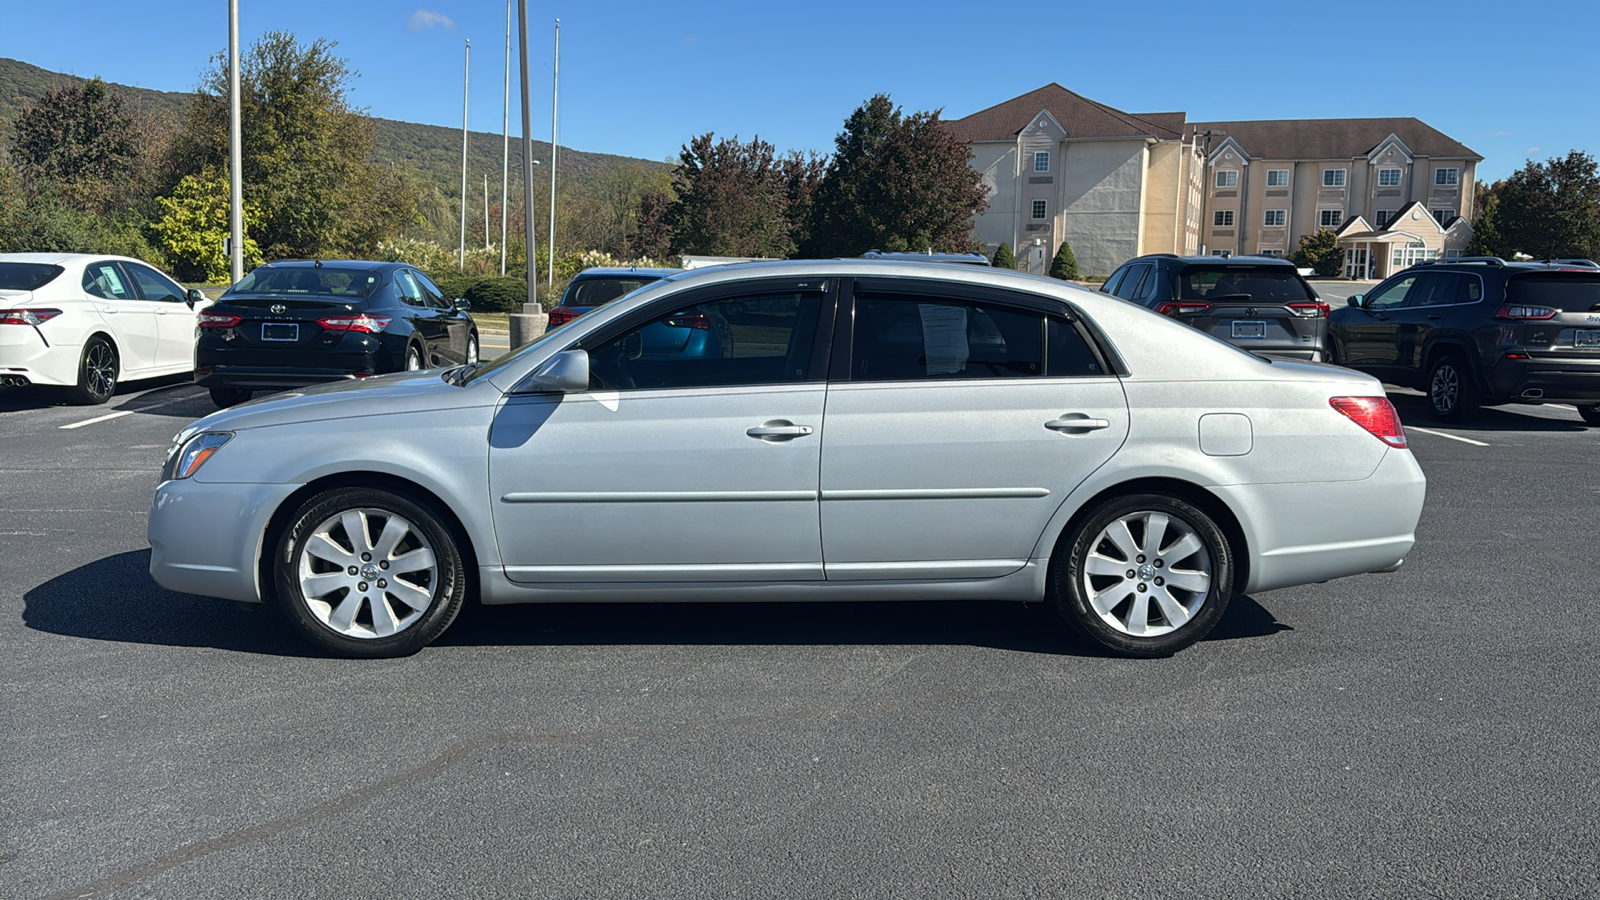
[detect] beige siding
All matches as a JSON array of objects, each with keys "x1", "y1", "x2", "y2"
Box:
[{"x1": 1140, "y1": 141, "x2": 1184, "y2": 256}]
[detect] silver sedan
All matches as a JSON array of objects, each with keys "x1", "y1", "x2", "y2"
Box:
[{"x1": 148, "y1": 260, "x2": 1425, "y2": 658}]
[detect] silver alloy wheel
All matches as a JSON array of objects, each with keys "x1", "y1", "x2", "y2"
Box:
[
  {"x1": 1080, "y1": 510, "x2": 1213, "y2": 637},
  {"x1": 466, "y1": 337, "x2": 479, "y2": 365},
  {"x1": 1430, "y1": 362, "x2": 1460, "y2": 414},
  {"x1": 297, "y1": 507, "x2": 438, "y2": 639},
  {"x1": 84, "y1": 341, "x2": 115, "y2": 398},
  {"x1": 406, "y1": 347, "x2": 423, "y2": 371}
]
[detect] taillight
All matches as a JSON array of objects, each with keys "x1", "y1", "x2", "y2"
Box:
[
  {"x1": 664, "y1": 312, "x2": 713, "y2": 330},
  {"x1": 197, "y1": 312, "x2": 242, "y2": 328},
  {"x1": 1330, "y1": 396, "x2": 1407, "y2": 448},
  {"x1": 1288, "y1": 301, "x2": 1331, "y2": 318},
  {"x1": 1495, "y1": 304, "x2": 1557, "y2": 320},
  {"x1": 547, "y1": 307, "x2": 579, "y2": 327},
  {"x1": 1154, "y1": 301, "x2": 1212, "y2": 317},
  {"x1": 317, "y1": 314, "x2": 392, "y2": 333},
  {"x1": 0, "y1": 308, "x2": 63, "y2": 325}
]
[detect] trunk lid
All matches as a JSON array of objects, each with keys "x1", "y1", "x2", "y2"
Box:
[
  {"x1": 1505, "y1": 272, "x2": 1600, "y2": 358},
  {"x1": 206, "y1": 295, "x2": 371, "y2": 351}
]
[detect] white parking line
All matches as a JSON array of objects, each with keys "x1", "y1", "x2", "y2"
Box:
[
  {"x1": 1408, "y1": 426, "x2": 1489, "y2": 447},
  {"x1": 1548, "y1": 404, "x2": 1578, "y2": 411}
]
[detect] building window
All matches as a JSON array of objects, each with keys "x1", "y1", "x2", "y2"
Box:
[
  {"x1": 1215, "y1": 170, "x2": 1238, "y2": 188},
  {"x1": 1433, "y1": 208, "x2": 1455, "y2": 224},
  {"x1": 1435, "y1": 167, "x2": 1460, "y2": 186},
  {"x1": 1322, "y1": 169, "x2": 1346, "y2": 187},
  {"x1": 1266, "y1": 169, "x2": 1289, "y2": 187},
  {"x1": 1034, "y1": 151, "x2": 1050, "y2": 173},
  {"x1": 1259, "y1": 249, "x2": 1282, "y2": 257},
  {"x1": 1378, "y1": 168, "x2": 1402, "y2": 186},
  {"x1": 1214, "y1": 210, "x2": 1235, "y2": 227},
  {"x1": 1319, "y1": 209, "x2": 1343, "y2": 228},
  {"x1": 1032, "y1": 199, "x2": 1047, "y2": 220},
  {"x1": 1211, "y1": 250, "x2": 1232, "y2": 258},
  {"x1": 1375, "y1": 209, "x2": 1395, "y2": 228},
  {"x1": 1263, "y1": 209, "x2": 1286, "y2": 227}
]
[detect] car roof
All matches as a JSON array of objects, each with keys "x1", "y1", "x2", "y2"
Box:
[
  {"x1": 250, "y1": 259, "x2": 396, "y2": 269},
  {"x1": 0, "y1": 252, "x2": 140, "y2": 266},
  {"x1": 572, "y1": 267, "x2": 681, "y2": 278},
  {"x1": 1132, "y1": 254, "x2": 1296, "y2": 267},
  {"x1": 859, "y1": 250, "x2": 992, "y2": 266}
]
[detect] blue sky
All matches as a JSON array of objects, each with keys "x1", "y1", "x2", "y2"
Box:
[{"x1": 3, "y1": 0, "x2": 1592, "y2": 182}]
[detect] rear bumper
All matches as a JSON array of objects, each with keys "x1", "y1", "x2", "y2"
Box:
[
  {"x1": 196, "y1": 365, "x2": 372, "y2": 390},
  {"x1": 0, "y1": 327, "x2": 76, "y2": 387},
  {"x1": 1482, "y1": 357, "x2": 1600, "y2": 404}
]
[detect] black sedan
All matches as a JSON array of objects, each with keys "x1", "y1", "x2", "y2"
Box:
[{"x1": 195, "y1": 261, "x2": 479, "y2": 407}]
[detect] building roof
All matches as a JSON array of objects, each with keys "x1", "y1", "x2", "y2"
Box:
[
  {"x1": 947, "y1": 83, "x2": 1187, "y2": 143},
  {"x1": 1190, "y1": 117, "x2": 1481, "y2": 161}
]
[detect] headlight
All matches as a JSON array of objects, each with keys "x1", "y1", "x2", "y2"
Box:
[{"x1": 161, "y1": 432, "x2": 233, "y2": 481}]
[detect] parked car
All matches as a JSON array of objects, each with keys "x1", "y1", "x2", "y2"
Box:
[
  {"x1": 0, "y1": 253, "x2": 207, "y2": 404},
  {"x1": 545, "y1": 267, "x2": 679, "y2": 329},
  {"x1": 1328, "y1": 257, "x2": 1600, "y2": 423},
  {"x1": 149, "y1": 260, "x2": 1424, "y2": 659},
  {"x1": 1101, "y1": 254, "x2": 1330, "y2": 361},
  {"x1": 195, "y1": 260, "x2": 479, "y2": 408}
]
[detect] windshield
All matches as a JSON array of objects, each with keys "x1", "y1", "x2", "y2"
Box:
[
  {"x1": 227, "y1": 266, "x2": 381, "y2": 298},
  {"x1": 0, "y1": 263, "x2": 65, "y2": 291},
  {"x1": 1177, "y1": 266, "x2": 1311, "y2": 303},
  {"x1": 561, "y1": 276, "x2": 662, "y2": 309}
]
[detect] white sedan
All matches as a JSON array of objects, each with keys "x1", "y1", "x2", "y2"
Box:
[{"x1": 0, "y1": 253, "x2": 207, "y2": 403}]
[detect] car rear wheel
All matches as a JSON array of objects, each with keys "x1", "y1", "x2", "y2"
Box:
[
  {"x1": 1578, "y1": 405, "x2": 1600, "y2": 427},
  {"x1": 68, "y1": 337, "x2": 118, "y2": 405},
  {"x1": 1427, "y1": 353, "x2": 1477, "y2": 421},
  {"x1": 273, "y1": 486, "x2": 466, "y2": 657},
  {"x1": 466, "y1": 335, "x2": 479, "y2": 365},
  {"x1": 209, "y1": 386, "x2": 252, "y2": 408},
  {"x1": 1050, "y1": 493, "x2": 1233, "y2": 657}
]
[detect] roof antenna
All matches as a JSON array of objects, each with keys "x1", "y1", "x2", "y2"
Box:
[{"x1": 314, "y1": 260, "x2": 323, "y2": 268}]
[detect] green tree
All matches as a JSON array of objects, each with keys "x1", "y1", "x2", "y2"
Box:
[
  {"x1": 151, "y1": 171, "x2": 264, "y2": 283},
  {"x1": 802, "y1": 95, "x2": 988, "y2": 258},
  {"x1": 1465, "y1": 190, "x2": 1504, "y2": 258},
  {"x1": 1048, "y1": 240, "x2": 1079, "y2": 279},
  {"x1": 1292, "y1": 228, "x2": 1344, "y2": 277},
  {"x1": 11, "y1": 77, "x2": 147, "y2": 214},
  {"x1": 168, "y1": 32, "x2": 414, "y2": 259},
  {"x1": 1495, "y1": 151, "x2": 1600, "y2": 259},
  {"x1": 667, "y1": 133, "x2": 795, "y2": 258},
  {"x1": 991, "y1": 241, "x2": 1014, "y2": 269}
]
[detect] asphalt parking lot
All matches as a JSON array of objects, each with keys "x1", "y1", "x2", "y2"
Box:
[{"x1": 3, "y1": 372, "x2": 1597, "y2": 898}]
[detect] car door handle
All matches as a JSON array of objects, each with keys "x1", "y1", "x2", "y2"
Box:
[
  {"x1": 1427, "y1": 315, "x2": 1444, "y2": 321},
  {"x1": 1046, "y1": 415, "x2": 1111, "y2": 433},
  {"x1": 98, "y1": 306, "x2": 118, "y2": 314},
  {"x1": 747, "y1": 421, "x2": 814, "y2": 441}
]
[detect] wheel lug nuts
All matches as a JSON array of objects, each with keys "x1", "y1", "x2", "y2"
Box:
[
  {"x1": 1154, "y1": 559, "x2": 1164, "y2": 568},
  {"x1": 379, "y1": 561, "x2": 389, "y2": 570},
  {"x1": 1136, "y1": 555, "x2": 1146, "y2": 564},
  {"x1": 1137, "y1": 584, "x2": 1148, "y2": 593},
  {"x1": 1126, "y1": 570, "x2": 1137, "y2": 579},
  {"x1": 377, "y1": 579, "x2": 387, "y2": 589},
  {"x1": 361, "y1": 553, "x2": 372, "y2": 562},
  {"x1": 358, "y1": 582, "x2": 368, "y2": 591},
  {"x1": 347, "y1": 566, "x2": 359, "y2": 575},
  {"x1": 1154, "y1": 577, "x2": 1164, "y2": 586}
]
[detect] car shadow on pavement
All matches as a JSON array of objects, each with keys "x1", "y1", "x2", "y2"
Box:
[
  {"x1": 0, "y1": 374, "x2": 199, "y2": 414},
  {"x1": 25, "y1": 550, "x2": 1292, "y2": 658},
  {"x1": 1387, "y1": 392, "x2": 1588, "y2": 433}
]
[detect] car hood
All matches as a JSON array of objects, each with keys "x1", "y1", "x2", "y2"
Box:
[{"x1": 184, "y1": 369, "x2": 503, "y2": 434}]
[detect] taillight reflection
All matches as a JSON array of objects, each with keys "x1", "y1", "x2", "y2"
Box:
[
  {"x1": 197, "y1": 312, "x2": 242, "y2": 328},
  {"x1": 1154, "y1": 301, "x2": 1212, "y2": 317},
  {"x1": 1289, "y1": 301, "x2": 1331, "y2": 318},
  {"x1": 317, "y1": 314, "x2": 392, "y2": 333},
  {"x1": 1330, "y1": 396, "x2": 1407, "y2": 448}
]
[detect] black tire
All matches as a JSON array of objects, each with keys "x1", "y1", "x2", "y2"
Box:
[
  {"x1": 405, "y1": 344, "x2": 424, "y2": 372},
  {"x1": 1049, "y1": 493, "x2": 1234, "y2": 658},
  {"x1": 1322, "y1": 338, "x2": 1338, "y2": 366},
  {"x1": 466, "y1": 334, "x2": 480, "y2": 365},
  {"x1": 209, "y1": 386, "x2": 252, "y2": 408},
  {"x1": 1578, "y1": 405, "x2": 1600, "y2": 427},
  {"x1": 273, "y1": 486, "x2": 467, "y2": 658},
  {"x1": 68, "y1": 336, "x2": 118, "y2": 405},
  {"x1": 1426, "y1": 353, "x2": 1478, "y2": 421}
]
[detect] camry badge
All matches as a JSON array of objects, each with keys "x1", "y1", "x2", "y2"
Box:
[{"x1": 270, "y1": 304, "x2": 287, "y2": 314}]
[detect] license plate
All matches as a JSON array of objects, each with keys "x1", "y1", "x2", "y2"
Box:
[
  {"x1": 1576, "y1": 329, "x2": 1600, "y2": 348},
  {"x1": 262, "y1": 323, "x2": 298, "y2": 342},
  {"x1": 1232, "y1": 320, "x2": 1266, "y2": 338}
]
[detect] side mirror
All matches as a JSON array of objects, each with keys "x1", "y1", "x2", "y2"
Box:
[
  {"x1": 1347, "y1": 295, "x2": 1363, "y2": 308},
  {"x1": 530, "y1": 349, "x2": 589, "y2": 393},
  {"x1": 454, "y1": 297, "x2": 470, "y2": 312},
  {"x1": 186, "y1": 288, "x2": 208, "y2": 308}
]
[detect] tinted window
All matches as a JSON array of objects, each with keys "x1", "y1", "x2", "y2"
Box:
[
  {"x1": 1364, "y1": 275, "x2": 1417, "y2": 311},
  {"x1": 0, "y1": 263, "x2": 64, "y2": 291},
  {"x1": 1101, "y1": 267, "x2": 1130, "y2": 296},
  {"x1": 1133, "y1": 266, "x2": 1165, "y2": 303},
  {"x1": 394, "y1": 270, "x2": 425, "y2": 307},
  {"x1": 1113, "y1": 265, "x2": 1150, "y2": 301},
  {"x1": 124, "y1": 263, "x2": 183, "y2": 302},
  {"x1": 82, "y1": 262, "x2": 135, "y2": 300},
  {"x1": 1178, "y1": 266, "x2": 1311, "y2": 303},
  {"x1": 1047, "y1": 318, "x2": 1106, "y2": 377},
  {"x1": 1410, "y1": 273, "x2": 1467, "y2": 307},
  {"x1": 228, "y1": 267, "x2": 380, "y2": 298},
  {"x1": 1508, "y1": 274, "x2": 1600, "y2": 312},
  {"x1": 413, "y1": 270, "x2": 451, "y2": 309},
  {"x1": 852, "y1": 295, "x2": 1065, "y2": 381},
  {"x1": 564, "y1": 276, "x2": 662, "y2": 309},
  {"x1": 584, "y1": 292, "x2": 821, "y2": 390}
]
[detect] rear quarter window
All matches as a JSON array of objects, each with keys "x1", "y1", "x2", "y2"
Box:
[{"x1": 0, "y1": 263, "x2": 65, "y2": 291}]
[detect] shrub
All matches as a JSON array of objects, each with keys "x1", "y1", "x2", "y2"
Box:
[
  {"x1": 1292, "y1": 228, "x2": 1344, "y2": 277},
  {"x1": 464, "y1": 276, "x2": 532, "y2": 313},
  {"x1": 1049, "y1": 240, "x2": 1079, "y2": 280},
  {"x1": 991, "y1": 242, "x2": 1015, "y2": 269}
]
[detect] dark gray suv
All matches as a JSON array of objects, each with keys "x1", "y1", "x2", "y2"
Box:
[
  {"x1": 1101, "y1": 254, "x2": 1329, "y2": 360},
  {"x1": 1327, "y1": 258, "x2": 1600, "y2": 423}
]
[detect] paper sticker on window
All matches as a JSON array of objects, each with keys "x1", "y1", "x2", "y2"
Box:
[{"x1": 918, "y1": 304, "x2": 968, "y2": 375}]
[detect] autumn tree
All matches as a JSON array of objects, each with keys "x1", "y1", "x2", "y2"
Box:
[
  {"x1": 801, "y1": 95, "x2": 988, "y2": 258},
  {"x1": 152, "y1": 171, "x2": 264, "y2": 282},
  {"x1": 10, "y1": 77, "x2": 161, "y2": 214},
  {"x1": 168, "y1": 32, "x2": 415, "y2": 259},
  {"x1": 1493, "y1": 151, "x2": 1600, "y2": 260},
  {"x1": 667, "y1": 134, "x2": 795, "y2": 258}
]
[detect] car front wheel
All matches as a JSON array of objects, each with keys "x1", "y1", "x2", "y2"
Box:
[
  {"x1": 1427, "y1": 353, "x2": 1478, "y2": 421},
  {"x1": 1050, "y1": 493, "x2": 1234, "y2": 657},
  {"x1": 405, "y1": 344, "x2": 424, "y2": 371},
  {"x1": 273, "y1": 486, "x2": 466, "y2": 657},
  {"x1": 466, "y1": 334, "x2": 479, "y2": 365}
]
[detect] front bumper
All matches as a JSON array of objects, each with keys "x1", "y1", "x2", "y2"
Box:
[{"x1": 148, "y1": 477, "x2": 300, "y2": 602}]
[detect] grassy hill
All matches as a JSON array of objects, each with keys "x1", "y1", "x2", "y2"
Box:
[{"x1": 0, "y1": 56, "x2": 664, "y2": 204}]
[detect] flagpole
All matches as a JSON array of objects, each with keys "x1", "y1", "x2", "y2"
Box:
[
  {"x1": 458, "y1": 38, "x2": 470, "y2": 271},
  {"x1": 547, "y1": 18, "x2": 559, "y2": 291},
  {"x1": 499, "y1": 0, "x2": 511, "y2": 276}
]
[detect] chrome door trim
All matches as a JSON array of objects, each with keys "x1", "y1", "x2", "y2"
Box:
[
  {"x1": 505, "y1": 562, "x2": 823, "y2": 583},
  {"x1": 820, "y1": 488, "x2": 1049, "y2": 501},
  {"x1": 823, "y1": 559, "x2": 1028, "y2": 580},
  {"x1": 501, "y1": 490, "x2": 818, "y2": 503}
]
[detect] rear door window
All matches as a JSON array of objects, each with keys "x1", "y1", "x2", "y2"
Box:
[
  {"x1": 849, "y1": 294, "x2": 1102, "y2": 381},
  {"x1": 1112, "y1": 265, "x2": 1150, "y2": 301},
  {"x1": 394, "y1": 270, "x2": 426, "y2": 307},
  {"x1": 82, "y1": 262, "x2": 135, "y2": 300}
]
